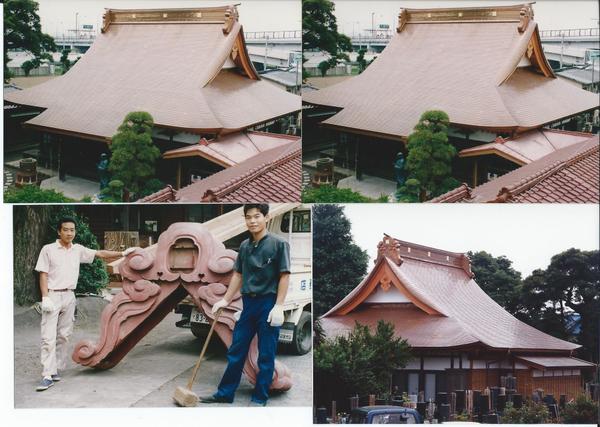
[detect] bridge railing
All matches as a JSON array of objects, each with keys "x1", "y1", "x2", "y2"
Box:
[
  {"x1": 539, "y1": 28, "x2": 599, "y2": 39},
  {"x1": 245, "y1": 30, "x2": 301, "y2": 40},
  {"x1": 54, "y1": 35, "x2": 97, "y2": 44}
]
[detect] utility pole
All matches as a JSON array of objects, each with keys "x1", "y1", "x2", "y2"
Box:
[
  {"x1": 75, "y1": 12, "x2": 79, "y2": 40},
  {"x1": 264, "y1": 34, "x2": 268, "y2": 72}
]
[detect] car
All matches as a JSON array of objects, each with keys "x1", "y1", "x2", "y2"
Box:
[{"x1": 349, "y1": 406, "x2": 423, "y2": 424}]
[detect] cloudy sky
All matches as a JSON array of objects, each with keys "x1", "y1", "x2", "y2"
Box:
[
  {"x1": 36, "y1": 0, "x2": 300, "y2": 36},
  {"x1": 342, "y1": 203, "x2": 599, "y2": 277},
  {"x1": 334, "y1": 0, "x2": 599, "y2": 36}
]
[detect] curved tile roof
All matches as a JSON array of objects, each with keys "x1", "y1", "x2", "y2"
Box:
[
  {"x1": 4, "y1": 6, "x2": 300, "y2": 139},
  {"x1": 303, "y1": 4, "x2": 598, "y2": 139},
  {"x1": 322, "y1": 236, "x2": 579, "y2": 352}
]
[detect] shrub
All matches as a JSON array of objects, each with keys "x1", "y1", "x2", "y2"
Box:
[
  {"x1": 303, "y1": 185, "x2": 380, "y2": 203},
  {"x1": 4, "y1": 185, "x2": 74, "y2": 203},
  {"x1": 561, "y1": 394, "x2": 599, "y2": 424}
]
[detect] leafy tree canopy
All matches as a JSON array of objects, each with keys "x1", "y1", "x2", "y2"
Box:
[
  {"x1": 313, "y1": 204, "x2": 369, "y2": 316},
  {"x1": 108, "y1": 111, "x2": 161, "y2": 198},
  {"x1": 314, "y1": 321, "x2": 412, "y2": 408},
  {"x1": 302, "y1": 0, "x2": 352, "y2": 79},
  {"x1": 397, "y1": 110, "x2": 460, "y2": 202},
  {"x1": 4, "y1": 0, "x2": 56, "y2": 81},
  {"x1": 468, "y1": 251, "x2": 523, "y2": 315}
]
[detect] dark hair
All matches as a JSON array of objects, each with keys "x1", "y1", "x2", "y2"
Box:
[
  {"x1": 57, "y1": 216, "x2": 77, "y2": 232},
  {"x1": 243, "y1": 204, "x2": 269, "y2": 216}
]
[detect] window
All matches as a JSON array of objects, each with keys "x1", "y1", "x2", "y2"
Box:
[
  {"x1": 371, "y1": 413, "x2": 417, "y2": 424},
  {"x1": 281, "y1": 211, "x2": 311, "y2": 233}
]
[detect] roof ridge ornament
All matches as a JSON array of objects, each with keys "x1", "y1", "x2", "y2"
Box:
[
  {"x1": 377, "y1": 235, "x2": 403, "y2": 265},
  {"x1": 223, "y1": 5, "x2": 239, "y2": 34},
  {"x1": 518, "y1": 5, "x2": 534, "y2": 33},
  {"x1": 397, "y1": 9, "x2": 408, "y2": 33}
]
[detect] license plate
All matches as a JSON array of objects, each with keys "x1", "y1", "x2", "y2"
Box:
[
  {"x1": 278, "y1": 329, "x2": 293, "y2": 342},
  {"x1": 190, "y1": 308, "x2": 209, "y2": 324}
]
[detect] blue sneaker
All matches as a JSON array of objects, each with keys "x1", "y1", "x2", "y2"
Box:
[
  {"x1": 249, "y1": 399, "x2": 267, "y2": 407},
  {"x1": 36, "y1": 377, "x2": 54, "y2": 391},
  {"x1": 51, "y1": 372, "x2": 61, "y2": 382}
]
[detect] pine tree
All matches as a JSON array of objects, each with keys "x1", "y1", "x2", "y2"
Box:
[{"x1": 108, "y1": 112, "x2": 160, "y2": 198}]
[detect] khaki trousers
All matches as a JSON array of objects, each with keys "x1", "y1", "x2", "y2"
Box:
[{"x1": 40, "y1": 291, "x2": 76, "y2": 378}]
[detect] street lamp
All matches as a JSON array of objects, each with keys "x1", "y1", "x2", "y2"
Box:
[
  {"x1": 371, "y1": 12, "x2": 375, "y2": 38},
  {"x1": 75, "y1": 12, "x2": 79, "y2": 39}
]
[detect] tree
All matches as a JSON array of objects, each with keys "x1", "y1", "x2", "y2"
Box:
[
  {"x1": 59, "y1": 48, "x2": 78, "y2": 74},
  {"x1": 303, "y1": 184, "x2": 387, "y2": 203},
  {"x1": 397, "y1": 111, "x2": 460, "y2": 202},
  {"x1": 521, "y1": 249, "x2": 600, "y2": 363},
  {"x1": 314, "y1": 321, "x2": 412, "y2": 409},
  {"x1": 13, "y1": 205, "x2": 54, "y2": 304},
  {"x1": 108, "y1": 112, "x2": 161, "y2": 198},
  {"x1": 4, "y1": 0, "x2": 56, "y2": 81},
  {"x1": 302, "y1": 0, "x2": 352, "y2": 78},
  {"x1": 4, "y1": 185, "x2": 75, "y2": 203},
  {"x1": 468, "y1": 251, "x2": 523, "y2": 315},
  {"x1": 561, "y1": 395, "x2": 599, "y2": 424},
  {"x1": 317, "y1": 60, "x2": 331, "y2": 77},
  {"x1": 356, "y1": 49, "x2": 367, "y2": 73},
  {"x1": 313, "y1": 204, "x2": 369, "y2": 316}
]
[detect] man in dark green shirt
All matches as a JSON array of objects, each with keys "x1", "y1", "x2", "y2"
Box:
[{"x1": 201, "y1": 204, "x2": 291, "y2": 406}]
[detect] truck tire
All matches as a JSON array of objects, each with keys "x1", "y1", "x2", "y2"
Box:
[
  {"x1": 290, "y1": 311, "x2": 312, "y2": 355},
  {"x1": 190, "y1": 322, "x2": 210, "y2": 339}
]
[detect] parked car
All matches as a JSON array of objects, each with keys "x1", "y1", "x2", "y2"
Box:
[{"x1": 349, "y1": 406, "x2": 423, "y2": 424}]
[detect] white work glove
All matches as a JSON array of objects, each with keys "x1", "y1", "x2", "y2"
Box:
[
  {"x1": 233, "y1": 310, "x2": 242, "y2": 321},
  {"x1": 121, "y1": 247, "x2": 137, "y2": 257},
  {"x1": 211, "y1": 298, "x2": 229, "y2": 315},
  {"x1": 267, "y1": 305, "x2": 285, "y2": 327},
  {"x1": 41, "y1": 297, "x2": 55, "y2": 313}
]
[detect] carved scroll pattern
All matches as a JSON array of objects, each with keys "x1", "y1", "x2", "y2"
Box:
[
  {"x1": 73, "y1": 279, "x2": 164, "y2": 366},
  {"x1": 72, "y1": 222, "x2": 293, "y2": 391}
]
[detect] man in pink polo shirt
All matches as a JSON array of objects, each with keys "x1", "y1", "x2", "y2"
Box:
[{"x1": 34, "y1": 216, "x2": 136, "y2": 391}]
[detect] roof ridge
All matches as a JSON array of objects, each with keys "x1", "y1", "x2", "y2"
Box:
[
  {"x1": 102, "y1": 5, "x2": 239, "y2": 33},
  {"x1": 427, "y1": 183, "x2": 471, "y2": 203},
  {"x1": 495, "y1": 142, "x2": 600, "y2": 200}
]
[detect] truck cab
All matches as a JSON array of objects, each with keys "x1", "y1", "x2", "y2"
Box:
[
  {"x1": 176, "y1": 205, "x2": 312, "y2": 355},
  {"x1": 350, "y1": 406, "x2": 423, "y2": 424}
]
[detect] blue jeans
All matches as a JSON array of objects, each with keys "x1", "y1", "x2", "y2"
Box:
[{"x1": 215, "y1": 294, "x2": 279, "y2": 403}]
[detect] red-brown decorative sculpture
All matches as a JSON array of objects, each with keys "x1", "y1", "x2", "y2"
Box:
[{"x1": 72, "y1": 222, "x2": 292, "y2": 391}]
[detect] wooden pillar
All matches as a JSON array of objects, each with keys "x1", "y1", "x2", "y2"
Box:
[
  {"x1": 472, "y1": 159, "x2": 479, "y2": 187},
  {"x1": 58, "y1": 137, "x2": 65, "y2": 181},
  {"x1": 176, "y1": 160, "x2": 182, "y2": 190},
  {"x1": 355, "y1": 137, "x2": 362, "y2": 180}
]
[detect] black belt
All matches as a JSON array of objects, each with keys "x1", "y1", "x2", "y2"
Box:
[
  {"x1": 243, "y1": 292, "x2": 274, "y2": 298},
  {"x1": 49, "y1": 289, "x2": 73, "y2": 292}
]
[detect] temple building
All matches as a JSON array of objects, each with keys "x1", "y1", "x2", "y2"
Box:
[
  {"x1": 4, "y1": 5, "x2": 300, "y2": 188},
  {"x1": 320, "y1": 235, "x2": 596, "y2": 401},
  {"x1": 303, "y1": 4, "x2": 598, "y2": 187}
]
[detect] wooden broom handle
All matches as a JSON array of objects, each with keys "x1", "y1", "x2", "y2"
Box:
[{"x1": 186, "y1": 308, "x2": 222, "y2": 390}]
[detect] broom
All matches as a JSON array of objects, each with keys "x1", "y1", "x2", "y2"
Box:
[{"x1": 173, "y1": 308, "x2": 222, "y2": 407}]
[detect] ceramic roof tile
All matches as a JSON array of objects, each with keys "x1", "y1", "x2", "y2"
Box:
[{"x1": 431, "y1": 134, "x2": 599, "y2": 203}]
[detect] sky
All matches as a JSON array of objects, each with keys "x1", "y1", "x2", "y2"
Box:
[
  {"x1": 36, "y1": 0, "x2": 301, "y2": 37},
  {"x1": 342, "y1": 203, "x2": 600, "y2": 277},
  {"x1": 333, "y1": 0, "x2": 600, "y2": 36}
]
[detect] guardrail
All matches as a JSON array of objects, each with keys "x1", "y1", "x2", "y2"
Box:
[
  {"x1": 245, "y1": 30, "x2": 301, "y2": 40},
  {"x1": 539, "y1": 28, "x2": 599, "y2": 39}
]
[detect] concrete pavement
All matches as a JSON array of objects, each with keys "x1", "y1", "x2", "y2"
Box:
[{"x1": 14, "y1": 296, "x2": 312, "y2": 408}]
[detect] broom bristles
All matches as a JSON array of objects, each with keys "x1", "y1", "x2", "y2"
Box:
[{"x1": 173, "y1": 386, "x2": 199, "y2": 407}]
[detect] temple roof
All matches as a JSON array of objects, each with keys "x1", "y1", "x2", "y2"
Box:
[
  {"x1": 303, "y1": 4, "x2": 598, "y2": 139},
  {"x1": 141, "y1": 137, "x2": 301, "y2": 202},
  {"x1": 162, "y1": 131, "x2": 298, "y2": 168},
  {"x1": 4, "y1": 5, "x2": 300, "y2": 140},
  {"x1": 431, "y1": 135, "x2": 599, "y2": 203},
  {"x1": 459, "y1": 128, "x2": 594, "y2": 166},
  {"x1": 321, "y1": 235, "x2": 580, "y2": 352}
]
